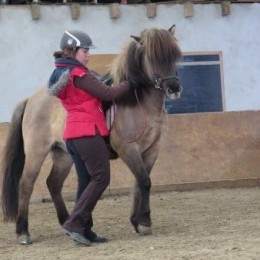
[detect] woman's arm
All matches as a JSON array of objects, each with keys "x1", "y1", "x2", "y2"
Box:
[{"x1": 74, "y1": 72, "x2": 130, "y2": 101}]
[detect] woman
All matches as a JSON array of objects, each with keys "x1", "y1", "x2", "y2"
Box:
[{"x1": 48, "y1": 30, "x2": 130, "y2": 246}]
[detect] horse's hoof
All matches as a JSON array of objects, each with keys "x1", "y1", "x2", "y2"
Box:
[
  {"x1": 17, "y1": 234, "x2": 33, "y2": 245},
  {"x1": 137, "y1": 224, "x2": 152, "y2": 236}
]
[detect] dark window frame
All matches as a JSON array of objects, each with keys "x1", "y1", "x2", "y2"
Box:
[{"x1": 165, "y1": 51, "x2": 225, "y2": 114}]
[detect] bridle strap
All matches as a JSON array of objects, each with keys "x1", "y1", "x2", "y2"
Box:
[
  {"x1": 113, "y1": 73, "x2": 179, "y2": 143},
  {"x1": 153, "y1": 74, "x2": 179, "y2": 90}
]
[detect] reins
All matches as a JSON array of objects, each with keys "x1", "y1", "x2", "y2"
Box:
[
  {"x1": 112, "y1": 89, "x2": 147, "y2": 143},
  {"x1": 111, "y1": 73, "x2": 177, "y2": 143},
  {"x1": 153, "y1": 74, "x2": 179, "y2": 90}
]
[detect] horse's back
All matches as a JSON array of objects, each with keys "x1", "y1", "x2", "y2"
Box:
[{"x1": 22, "y1": 87, "x2": 65, "y2": 150}]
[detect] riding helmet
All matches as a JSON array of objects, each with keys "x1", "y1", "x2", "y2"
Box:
[{"x1": 60, "y1": 30, "x2": 96, "y2": 50}]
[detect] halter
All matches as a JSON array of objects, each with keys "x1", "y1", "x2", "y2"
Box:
[{"x1": 153, "y1": 74, "x2": 180, "y2": 91}]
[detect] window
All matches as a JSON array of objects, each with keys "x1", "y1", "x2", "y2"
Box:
[{"x1": 165, "y1": 52, "x2": 224, "y2": 114}]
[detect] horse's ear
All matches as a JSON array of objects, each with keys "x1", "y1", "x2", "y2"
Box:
[
  {"x1": 130, "y1": 35, "x2": 141, "y2": 42},
  {"x1": 168, "y1": 25, "x2": 176, "y2": 35}
]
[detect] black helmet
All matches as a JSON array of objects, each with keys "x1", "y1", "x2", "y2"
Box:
[{"x1": 60, "y1": 30, "x2": 96, "y2": 50}]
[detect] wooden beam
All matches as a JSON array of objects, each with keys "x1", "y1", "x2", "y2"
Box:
[
  {"x1": 221, "y1": 1, "x2": 231, "y2": 16},
  {"x1": 110, "y1": 3, "x2": 120, "y2": 19},
  {"x1": 70, "y1": 4, "x2": 80, "y2": 20},
  {"x1": 147, "y1": 3, "x2": 157, "y2": 19},
  {"x1": 30, "y1": 4, "x2": 41, "y2": 20},
  {"x1": 184, "y1": 1, "x2": 194, "y2": 18}
]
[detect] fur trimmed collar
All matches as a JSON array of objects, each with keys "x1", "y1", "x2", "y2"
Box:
[
  {"x1": 48, "y1": 69, "x2": 70, "y2": 96},
  {"x1": 48, "y1": 58, "x2": 85, "y2": 96}
]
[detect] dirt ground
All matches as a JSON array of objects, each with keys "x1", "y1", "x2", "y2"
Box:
[{"x1": 0, "y1": 187, "x2": 260, "y2": 260}]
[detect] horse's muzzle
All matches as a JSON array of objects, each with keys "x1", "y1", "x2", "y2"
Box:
[
  {"x1": 166, "y1": 85, "x2": 182, "y2": 100},
  {"x1": 168, "y1": 85, "x2": 182, "y2": 94}
]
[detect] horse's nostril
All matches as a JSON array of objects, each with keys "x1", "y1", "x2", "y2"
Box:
[
  {"x1": 173, "y1": 85, "x2": 182, "y2": 93},
  {"x1": 172, "y1": 86, "x2": 180, "y2": 93}
]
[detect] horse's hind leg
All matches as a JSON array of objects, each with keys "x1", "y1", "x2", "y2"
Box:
[
  {"x1": 47, "y1": 145, "x2": 73, "y2": 225},
  {"x1": 16, "y1": 150, "x2": 48, "y2": 245}
]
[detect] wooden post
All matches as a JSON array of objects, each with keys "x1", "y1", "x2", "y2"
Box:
[
  {"x1": 30, "y1": 4, "x2": 41, "y2": 20},
  {"x1": 110, "y1": 3, "x2": 120, "y2": 19},
  {"x1": 221, "y1": 1, "x2": 231, "y2": 16},
  {"x1": 70, "y1": 4, "x2": 80, "y2": 20},
  {"x1": 147, "y1": 3, "x2": 157, "y2": 19},
  {"x1": 184, "y1": 1, "x2": 194, "y2": 18}
]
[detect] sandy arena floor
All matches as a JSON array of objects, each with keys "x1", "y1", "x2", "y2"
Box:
[{"x1": 0, "y1": 187, "x2": 260, "y2": 260}]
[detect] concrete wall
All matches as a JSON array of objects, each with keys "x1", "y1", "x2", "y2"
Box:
[{"x1": 0, "y1": 3, "x2": 260, "y2": 122}]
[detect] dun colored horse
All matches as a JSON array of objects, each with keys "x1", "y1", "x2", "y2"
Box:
[{"x1": 1, "y1": 26, "x2": 182, "y2": 245}]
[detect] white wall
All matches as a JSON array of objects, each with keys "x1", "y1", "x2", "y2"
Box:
[{"x1": 0, "y1": 3, "x2": 259, "y2": 122}]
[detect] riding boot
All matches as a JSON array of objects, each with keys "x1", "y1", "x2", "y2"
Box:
[{"x1": 84, "y1": 230, "x2": 108, "y2": 243}]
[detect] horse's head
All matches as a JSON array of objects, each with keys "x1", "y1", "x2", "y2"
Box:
[
  {"x1": 152, "y1": 73, "x2": 182, "y2": 100},
  {"x1": 128, "y1": 25, "x2": 182, "y2": 100}
]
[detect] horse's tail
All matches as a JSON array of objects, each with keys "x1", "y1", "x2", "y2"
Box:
[{"x1": 1, "y1": 99, "x2": 28, "y2": 222}]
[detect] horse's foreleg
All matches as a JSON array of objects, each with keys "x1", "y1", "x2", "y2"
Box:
[
  {"x1": 131, "y1": 148, "x2": 159, "y2": 235},
  {"x1": 131, "y1": 181, "x2": 141, "y2": 232},
  {"x1": 120, "y1": 149, "x2": 152, "y2": 235},
  {"x1": 131, "y1": 174, "x2": 152, "y2": 236},
  {"x1": 47, "y1": 148, "x2": 73, "y2": 225}
]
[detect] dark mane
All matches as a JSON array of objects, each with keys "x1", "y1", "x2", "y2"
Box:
[
  {"x1": 114, "y1": 41, "x2": 149, "y2": 106},
  {"x1": 126, "y1": 41, "x2": 151, "y2": 89},
  {"x1": 142, "y1": 28, "x2": 181, "y2": 73},
  {"x1": 110, "y1": 27, "x2": 181, "y2": 106}
]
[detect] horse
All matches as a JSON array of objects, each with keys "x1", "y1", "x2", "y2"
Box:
[{"x1": 1, "y1": 25, "x2": 182, "y2": 245}]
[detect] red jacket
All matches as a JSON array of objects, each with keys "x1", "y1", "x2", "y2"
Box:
[{"x1": 58, "y1": 67, "x2": 109, "y2": 140}]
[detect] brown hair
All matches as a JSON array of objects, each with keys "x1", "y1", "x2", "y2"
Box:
[{"x1": 53, "y1": 48, "x2": 77, "y2": 59}]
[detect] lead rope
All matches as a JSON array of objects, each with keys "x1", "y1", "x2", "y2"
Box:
[{"x1": 112, "y1": 89, "x2": 147, "y2": 143}]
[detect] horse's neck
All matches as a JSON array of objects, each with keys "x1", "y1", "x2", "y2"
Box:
[
  {"x1": 105, "y1": 89, "x2": 165, "y2": 131},
  {"x1": 143, "y1": 89, "x2": 165, "y2": 116}
]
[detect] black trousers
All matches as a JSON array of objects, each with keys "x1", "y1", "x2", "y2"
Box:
[
  {"x1": 64, "y1": 134, "x2": 110, "y2": 235},
  {"x1": 66, "y1": 140, "x2": 91, "y2": 201}
]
